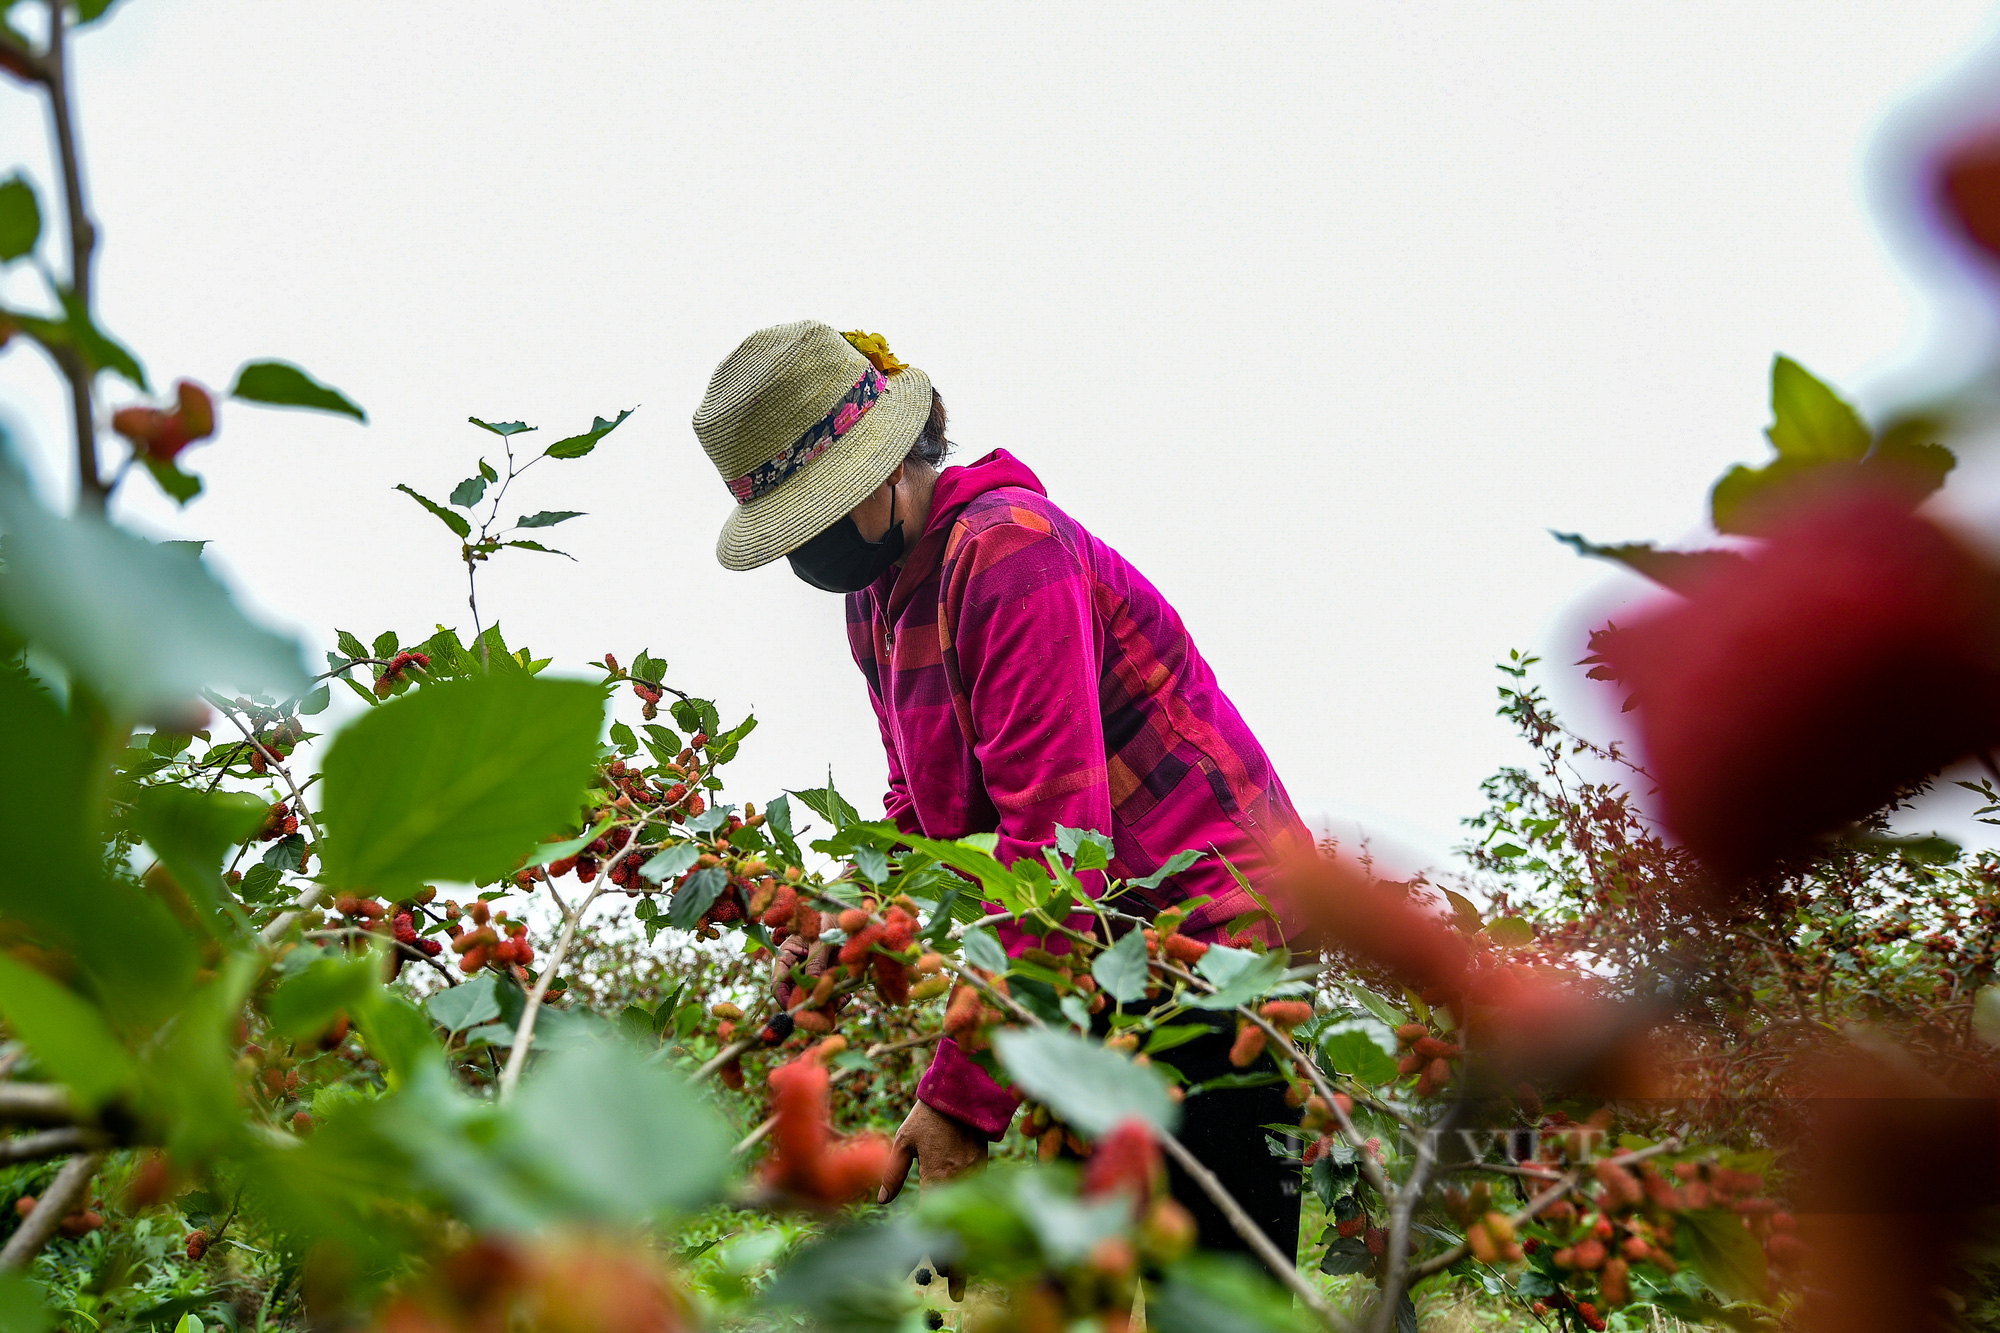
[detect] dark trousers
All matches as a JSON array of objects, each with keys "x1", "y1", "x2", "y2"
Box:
[{"x1": 1104, "y1": 1008, "x2": 1302, "y2": 1261}]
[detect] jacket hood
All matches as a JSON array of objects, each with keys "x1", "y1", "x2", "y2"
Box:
[
  {"x1": 923, "y1": 449, "x2": 1046, "y2": 536},
  {"x1": 874, "y1": 449, "x2": 1047, "y2": 614}
]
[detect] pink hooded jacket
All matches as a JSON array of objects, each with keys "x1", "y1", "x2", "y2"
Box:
[{"x1": 845, "y1": 450, "x2": 1310, "y2": 1136}]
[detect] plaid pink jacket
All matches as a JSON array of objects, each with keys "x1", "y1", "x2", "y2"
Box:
[{"x1": 845, "y1": 449, "x2": 1311, "y2": 1136}]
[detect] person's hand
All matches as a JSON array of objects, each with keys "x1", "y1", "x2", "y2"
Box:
[
  {"x1": 770, "y1": 935, "x2": 814, "y2": 1009},
  {"x1": 878, "y1": 1100, "x2": 988, "y2": 1204},
  {"x1": 770, "y1": 920, "x2": 837, "y2": 1010}
]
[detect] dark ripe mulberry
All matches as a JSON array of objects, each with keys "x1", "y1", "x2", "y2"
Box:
[
  {"x1": 762, "y1": 1012, "x2": 795, "y2": 1044},
  {"x1": 575, "y1": 855, "x2": 598, "y2": 883},
  {"x1": 418, "y1": 938, "x2": 442, "y2": 957},
  {"x1": 872, "y1": 955, "x2": 910, "y2": 1005}
]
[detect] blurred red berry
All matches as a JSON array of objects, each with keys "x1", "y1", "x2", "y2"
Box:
[
  {"x1": 1602, "y1": 481, "x2": 2000, "y2": 880},
  {"x1": 1082, "y1": 1118, "x2": 1160, "y2": 1208},
  {"x1": 110, "y1": 379, "x2": 216, "y2": 462},
  {"x1": 1938, "y1": 123, "x2": 2000, "y2": 266},
  {"x1": 176, "y1": 380, "x2": 215, "y2": 438},
  {"x1": 762, "y1": 1057, "x2": 892, "y2": 1209}
]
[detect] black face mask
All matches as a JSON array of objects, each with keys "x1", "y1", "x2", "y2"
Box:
[{"x1": 787, "y1": 487, "x2": 904, "y2": 593}]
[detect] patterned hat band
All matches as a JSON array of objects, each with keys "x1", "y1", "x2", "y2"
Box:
[{"x1": 727, "y1": 368, "x2": 888, "y2": 505}]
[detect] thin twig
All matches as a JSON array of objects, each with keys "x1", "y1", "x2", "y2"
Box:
[
  {"x1": 0, "y1": 1127, "x2": 106, "y2": 1165},
  {"x1": 0, "y1": 1084, "x2": 79, "y2": 1126},
  {"x1": 929, "y1": 953, "x2": 1343, "y2": 1325},
  {"x1": 1153, "y1": 957, "x2": 1405, "y2": 1198},
  {"x1": 203, "y1": 1184, "x2": 247, "y2": 1254},
  {"x1": 0, "y1": 1149, "x2": 104, "y2": 1269},
  {"x1": 1373, "y1": 1102, "x2": 1452, "y2": 1333},
  {"x1": 200, "y1": 697, "x2": 336, "y2": 945},
  {"x1": 692, "y1": 1033, "x2": 758, "y2": 1084},
  {"x1": 1158, "y1": 1131, "x2": 1351, "y2": 1330},
  {"x1": 496, "y1": 880, "x2": 602, "y2": 1101},
  {"x1": 40, "y1": 0, "x2": 102, "y2": 509},
  {"x1": 942, "y1": 958, "x2": 1042, "y2": 1028}
]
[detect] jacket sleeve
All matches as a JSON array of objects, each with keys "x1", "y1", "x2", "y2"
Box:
[
  {"x1": 944, "y1": 517, "x2": 1115, "y2": 929},
  {"x1": 912, "y1": 518, "x2": 1119, "y2": 1138}
]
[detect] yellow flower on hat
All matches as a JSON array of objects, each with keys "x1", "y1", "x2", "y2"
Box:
[{"x1": 840, "y1": 330, "x2": 908, "y2": 376}]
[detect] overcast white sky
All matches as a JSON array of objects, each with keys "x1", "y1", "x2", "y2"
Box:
[{"x1": 5, "y1": 2, "x2": 2000, "y2": 874}]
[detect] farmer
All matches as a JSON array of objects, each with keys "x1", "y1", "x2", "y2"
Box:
[{"x1": 693, "y1": 320, "x2": 1314, "y2": 1257}]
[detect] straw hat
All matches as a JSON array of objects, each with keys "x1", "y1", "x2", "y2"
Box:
[{"x1": 694, "y1": 320, "x2": 932, "y2": 570}]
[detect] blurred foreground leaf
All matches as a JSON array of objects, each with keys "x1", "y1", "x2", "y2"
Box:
[
  {"x1": 1150, "y1": 1254, "x2": 1319, "y2": 1333},
  {"x1": 0, "y1": 453, "x2": 309, "y2": 719},
  {"x1": 129, "y1": 786, "x2": 268, "y2": 923},
  {"x1": 0, "y1": 670, "x2": 197, "y2": 1024},
  {"x1": 319, "y1": 673, "x2": 604, "y2": 894},
  {"x1": 506, "y1": 1038, "x2": 732, "y2": 1219},
  {"x1": 764, "y1": 1217, "x2": 953, "y2": 1316},
  {"x1": 0, "y1": 1273, "x2": 52, "y2": 1333},
  {"x1": 0, "y1": 951, "x2": 135, "y2": 1105},
  {"x1": 1678, "y1": 1208, "x2": 1770, "y2": 1305},
  {"x1": 992, "y1": 1027, "x2": 1180, "y2": 1137}
]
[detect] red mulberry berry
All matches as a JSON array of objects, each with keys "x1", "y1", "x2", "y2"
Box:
[{"x1": 1228, "y1": 1023, "x2": 1267, "y2": 1068}]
